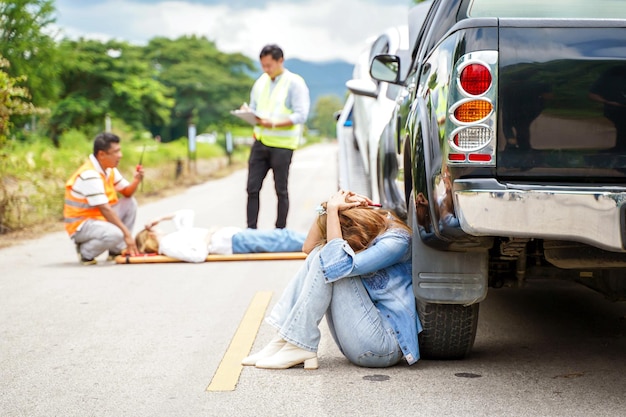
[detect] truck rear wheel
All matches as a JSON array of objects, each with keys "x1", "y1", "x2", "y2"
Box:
[{"x1": 416, "y1": 300, "x2": 479, "y2": 359}]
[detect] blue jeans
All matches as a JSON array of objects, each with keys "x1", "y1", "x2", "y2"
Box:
[
  {"x1": 231, "y1": 228, "x2": 306, "y2": 253},
  {"x1": 266, "y1": 247, "x2": 403, "y2": 368}
]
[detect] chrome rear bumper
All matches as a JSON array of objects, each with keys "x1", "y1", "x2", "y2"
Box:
[{"x1": 454, "y1": 179, "x2": 626, "y2": 252}]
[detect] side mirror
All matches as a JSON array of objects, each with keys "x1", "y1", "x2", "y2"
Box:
[
  {"x1": 346, "y1": 79, "x2": 378, "y2": 98},
  {"x1": 370, "y1": 54, "x2": 401, "y2": 84}
]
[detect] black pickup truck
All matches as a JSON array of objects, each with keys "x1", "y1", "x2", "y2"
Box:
[{"x1": 370, "y1": 0, "x2": 626, "y2": 359}]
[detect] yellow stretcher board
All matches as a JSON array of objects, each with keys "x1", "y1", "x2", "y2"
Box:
[{"x1": 115, "y1": 252, "x2": 308, "y2": 264}]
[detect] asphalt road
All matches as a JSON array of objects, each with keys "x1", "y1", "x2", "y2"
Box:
[{"x1": 1, "y1": 141, "x2": 626, "y2": 417}]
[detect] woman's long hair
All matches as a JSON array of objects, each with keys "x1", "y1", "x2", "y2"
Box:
[{"x1": 316, "y1": 203, "x2": 410, "y2": 252}]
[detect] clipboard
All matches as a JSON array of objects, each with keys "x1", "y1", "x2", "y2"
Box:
[{"x1": 230, "y1": 109, "x2": 259, "y2": 125}]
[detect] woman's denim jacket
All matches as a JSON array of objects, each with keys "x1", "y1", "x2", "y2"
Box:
[{"x1": 318, "y1": 228, "x2": 422, "y2": 365}]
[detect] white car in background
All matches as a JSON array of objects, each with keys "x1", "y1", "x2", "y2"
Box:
[
  {"x1": 337, "y1": 25, "x2": 408, "y2": 207},
  {"x1": 336, "y1": 1, "x2": 433, "y2": 218}
]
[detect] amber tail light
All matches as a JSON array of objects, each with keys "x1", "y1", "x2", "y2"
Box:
[{"x1": 453, "y1": 100, "x2": 493, "y2": 123}]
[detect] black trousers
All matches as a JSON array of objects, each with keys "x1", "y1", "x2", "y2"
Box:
[{"x1": 246, "y1": 140, "x2": 294, "y2": 229}]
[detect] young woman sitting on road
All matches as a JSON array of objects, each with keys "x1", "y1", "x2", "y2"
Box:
[{"x1": 242, "y1": 190, "x2": 422, "y2": 370}]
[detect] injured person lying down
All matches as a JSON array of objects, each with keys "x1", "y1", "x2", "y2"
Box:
[{"x1": 134, "y1": 209, "x2": 307, "y2": 263}]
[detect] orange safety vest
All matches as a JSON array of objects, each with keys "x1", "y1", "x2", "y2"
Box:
[{"x1": 63, "y1": 158, "x2": 118, "y2": 236}]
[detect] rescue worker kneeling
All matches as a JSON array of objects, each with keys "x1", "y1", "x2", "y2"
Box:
[{"x1": 64, "y1": 132, "x2": 143, "y2": 265}]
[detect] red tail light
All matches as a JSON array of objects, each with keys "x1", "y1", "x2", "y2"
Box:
[
  {"x1": 459, "y1": 64, "x2": 492, "y2": 96},
  {"x1": 468, "y1": 154, "x2": 492, "y2": 162}
]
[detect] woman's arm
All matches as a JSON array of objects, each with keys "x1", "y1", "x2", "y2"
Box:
[
  {"x1": 145, "y1": 213, "x2": 176, "y2": 230},
  {"x1": 320, "y1": 231, "x2": 410, "y2": 281},
  {"x1": 303, "y1": 190, "x2": 365, "y2": 253},
  {"x1": 145, "y1": 209, "x2": 196, "y2": 231},
  {"x1": 350, "y1": 232, "x2": 410, "y2": 275},
  {"x1": 326, "y1": 190, "x2": 364, "y2": 240},
  {"x1": 303, "y1": 190, "x2": 374, "y2": 254},
  {"x1": 302, "y1": 220, "x2": 322, "y2": 254}
]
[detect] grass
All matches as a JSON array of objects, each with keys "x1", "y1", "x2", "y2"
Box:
[{"x1": 0, "y1": 128, "x2": 251, "y2": 241}]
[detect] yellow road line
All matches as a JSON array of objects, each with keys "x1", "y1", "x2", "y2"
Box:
[{"x1": 206, "y1": 291, "x2": 273, "y2": 392}]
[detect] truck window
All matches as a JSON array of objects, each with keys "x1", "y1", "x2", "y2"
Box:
[
  {"x1": 422, "y1": 0, "x2": 460, "y2": 62},
  {"x1": 468, "y1": 0, "x2": 626, "y2": 18}
]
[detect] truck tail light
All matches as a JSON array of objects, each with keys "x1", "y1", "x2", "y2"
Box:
[
  {"x1": 446, "y1": 51, "x2": 498, "y2": 166},
  {"x1": 447, "y1": 153, "x2": 493, "y2": 162},
  {"x1": 453, "y1": 100, "x2": 493, "y2": 123},
  {"x1": 453, "y1": 126, "x2": 493, "y2": 150},
  {"x1": 459, "y1": 64, "x2": 492, "y2": 96}
]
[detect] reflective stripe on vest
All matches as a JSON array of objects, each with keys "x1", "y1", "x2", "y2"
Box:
[
  {"x1": 63, "y1": 159, "x2": 118, "y2": 236},
  {"x1": 253, "y1": 72, "x2": 302, "y2": 150}
]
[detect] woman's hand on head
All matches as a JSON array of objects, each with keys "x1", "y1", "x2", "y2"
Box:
[
  {"x1": 327, "y1": 190, "x2": 366, "y2": 212},
  {"x1": 345, "y1": 191, "x2": 374, "y2": 207}
]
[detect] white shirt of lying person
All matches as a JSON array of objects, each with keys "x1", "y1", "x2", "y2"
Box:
[{"x1": 158, "y1": 209, "x2": 242, "y2": 263}]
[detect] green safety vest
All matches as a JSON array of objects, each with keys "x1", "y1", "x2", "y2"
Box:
[{"x1": 253, "y1": 72, "x2": 303, "y2": 150}]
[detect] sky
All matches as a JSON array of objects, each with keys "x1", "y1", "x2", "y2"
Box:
[{"x1": 53, "y1": 0, "x2": 412, "y2": 64}]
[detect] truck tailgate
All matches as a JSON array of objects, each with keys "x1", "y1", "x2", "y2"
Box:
[{"x1": 497, "y1": 22, "x2": 626, "y2": 180}]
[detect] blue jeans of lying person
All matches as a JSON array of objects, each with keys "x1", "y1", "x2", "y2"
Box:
[
  {"x1": 231, "y1": 228, "x2": 306, "y2": 253},
  {"x1": 265, "y1": 246, "x2": 403, "y2": 368}
]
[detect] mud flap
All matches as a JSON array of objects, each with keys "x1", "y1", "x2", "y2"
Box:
[{"x1": 409, "y1": 199, "x2": 489, "y2": 305}]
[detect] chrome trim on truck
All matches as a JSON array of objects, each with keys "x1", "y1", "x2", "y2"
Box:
[{"x1": 454, "y1": 179, "x2": 626, "y2": 252}]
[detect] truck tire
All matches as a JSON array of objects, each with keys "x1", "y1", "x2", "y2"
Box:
[{"x1": 416, "y1": 299, "x2": 479, "y2": 359}]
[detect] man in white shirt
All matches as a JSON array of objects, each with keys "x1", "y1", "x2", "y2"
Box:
[
  {"x1": 246, "y1": 44, "x2": 310, "y2": 229},
  {"x1": 63, "y1": 132, "x2": 144, "y2": 265}
]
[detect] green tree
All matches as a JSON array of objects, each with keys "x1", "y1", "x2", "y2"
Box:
[
  {"x1": 143, "y1": 36, "x2": 256, "y2": 141},
  {"x1": 0, "y1": 0, "x2": 60, "y2": 106},
  {"x1": 0, "y1": 56, "x2": 45, "y2": 146},
  {"x1": 309, "y1": 94, "x2": 344, "y2": 138},
  {"x1": 50, "y1": 39, "x2": 174, "y2": 142}
]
